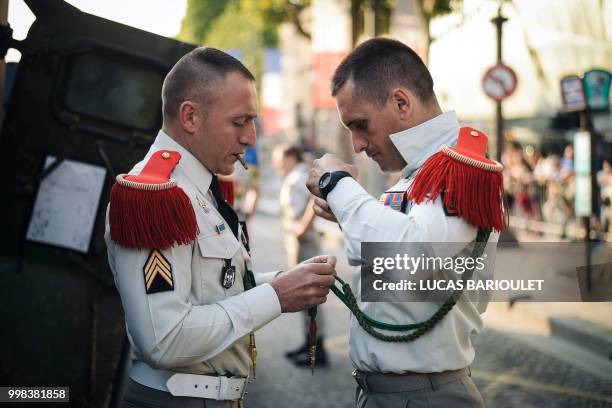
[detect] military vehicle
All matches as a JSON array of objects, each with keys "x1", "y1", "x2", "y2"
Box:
[{"x1": 0, "y1": 1, "x2": 195, "y2": 405}]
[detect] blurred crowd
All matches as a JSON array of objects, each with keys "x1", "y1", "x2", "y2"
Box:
[{"x1": 502, "y1": 140, "x2": 612, "y2": 239}]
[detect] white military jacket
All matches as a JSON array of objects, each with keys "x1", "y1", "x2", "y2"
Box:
[
  {"x1": 327, "y1": 111, "x2": 499, "y2": 373},
  {"x1": 105, "y1": 130, "x2": 281, "y2": 391}
]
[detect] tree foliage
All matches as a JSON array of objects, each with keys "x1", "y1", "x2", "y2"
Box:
[
  {"x1": 178, "y1": 0, "x2": 311, "y2": 48},
  {"x1": 349, "y1": 0, "x2": 394, "y2": 46},
  {"x1": 255, "y1": 0, "x2": 312, "y2": 42},
  {"x1": 177, "y1": 0, "x2": 463, "y2": 78},
  {"x1": 416, "y1": 0, "x2": 463, "y2": 61},
  {"x1": 177, "y1": 0, "x2": 311, "y2": 91},
  {"x1": 177, "y1": 0, "x2": 231, "y2": 45},
  {"x1": 417, "y1": 0, "x2": 456, "y2": 21}
]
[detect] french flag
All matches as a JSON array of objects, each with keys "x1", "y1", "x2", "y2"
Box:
[{"x1": 262, "y1": 49, "x2": 282, "y2": 137}]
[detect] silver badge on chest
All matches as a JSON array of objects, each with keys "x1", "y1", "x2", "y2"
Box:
[{"x1": 221, "y1": 259, "x2": 236, "y2": 289}]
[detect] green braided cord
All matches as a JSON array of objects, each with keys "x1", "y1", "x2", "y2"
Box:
[
  {"x1": 331, "y1": 229, "x2": 491, "y2": 342},
  {"x1": 330, "y1": 282, "x2": 423, "y2": 331},
  {"x1": 244, "y1": 262, "x2": 257, "y2": 291}
]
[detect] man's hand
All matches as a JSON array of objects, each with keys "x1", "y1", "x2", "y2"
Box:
[
  {"x1": 270, "y1": 255, "x2": 336, "y2": 313},
  {"x1": 306, "y1": 154, "x2": 358, "y2": 198},
  {"x1": 313, "y1": 197, "x2": 338, "y2": 223}
]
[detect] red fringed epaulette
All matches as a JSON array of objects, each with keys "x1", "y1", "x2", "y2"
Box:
[
  {"x1": 407, "y1": 127, "x2": 506, "y2": 232},
  {"x1": 109, "y1": 150, "x2": 199, "y2": 250}
]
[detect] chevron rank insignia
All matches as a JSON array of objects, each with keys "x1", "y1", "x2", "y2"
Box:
[
  {"x1": 378, "y1": 191, "x2": 408, "y2": 212},
  {"x1": 143, "y1": 250, "x2": 174, "y2": 294}
]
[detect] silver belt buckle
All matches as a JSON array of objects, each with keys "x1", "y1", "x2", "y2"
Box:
[{"x1": 352, "y1": 369, "x2": 369, "y2": 392}]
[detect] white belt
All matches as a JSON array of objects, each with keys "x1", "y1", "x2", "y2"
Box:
[
  {"x1": 130, "y1": 361, "x2": 248, "y2": 401},
  {"x1": 167, "y1": 373, "x2": 248, "y2": 401}
]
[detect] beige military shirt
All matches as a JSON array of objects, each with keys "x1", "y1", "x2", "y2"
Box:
[{"x1": 105, "y1": 130, "x2": 281, "y2": 391}]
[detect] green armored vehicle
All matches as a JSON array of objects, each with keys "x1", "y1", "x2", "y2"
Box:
[{"x1": 0, "y1": 1, "x2": 195, "y2": 405}]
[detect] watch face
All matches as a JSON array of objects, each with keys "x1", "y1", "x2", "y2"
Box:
[{"x1": 319, "y1": 172, "x2": 332, "y2": 189}]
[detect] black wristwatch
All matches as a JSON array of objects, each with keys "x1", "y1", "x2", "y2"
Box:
[{"x1": 319, "y1": 171, "x2": 352, "y2": 200}]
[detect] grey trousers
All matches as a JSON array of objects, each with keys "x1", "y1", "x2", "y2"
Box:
[
  {"x1": 121, "y1": 378, "x2": 242, "y2": 408},
  {"x1": 354, "y1": 372, "x2": 485, "y2": 408}
]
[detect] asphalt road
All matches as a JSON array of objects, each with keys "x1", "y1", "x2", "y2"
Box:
[{"x1": 244, "y1": 211, "x2": 612, "y2": 408}]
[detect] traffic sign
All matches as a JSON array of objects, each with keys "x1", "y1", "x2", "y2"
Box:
[
  {"x1": 560, "y1": 75, "x2": 587, "y2": 112},
  {"x1": 482, "y1": 63, "x2": 517, "y2": 102},
  {"x1": 583, "y1": 69, "x2": 611, "y2": 111}
]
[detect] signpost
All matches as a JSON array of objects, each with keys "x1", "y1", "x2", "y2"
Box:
[
  {"x1": 485, "y1": 5, "x2": 516, "y2": 162},
  {"x1": 482, "y1": 61, "x2": 517, "y2": 162},
  {"x1": 560, "y1": 68, "x2": 611, "y2": 292},
  {"x1": 573, "y1": 131, "x2": 592, "y2": 218},
  {"x1": 482, "y1": 63, "x2": 517, "y2": 102}
]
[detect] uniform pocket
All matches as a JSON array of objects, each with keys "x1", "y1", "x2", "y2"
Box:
[
  {"x1": 358, "y1": 391, "x2": 411, "y2": 408},
  {"x1": 194, "y1": 196, "x2": 241, "y2": 260},
  {"x1": 196, "y1": 232, "x2": 244, "y2": 299},
  {"x1": 197, "y1": 231, "x2": 240, "y2": 259},
  {"x1": 195, "y1": 202, "x2": 244, "y2": 298}
]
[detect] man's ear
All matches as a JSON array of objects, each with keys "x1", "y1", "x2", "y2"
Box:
[
  {"x1": 178, "y1": 101, "x2": 200, "y2": 134},
  {"x1": 390, "y1": 88, "x2": 413, "y2": 121}
]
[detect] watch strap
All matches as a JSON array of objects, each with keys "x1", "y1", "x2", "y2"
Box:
[{"x1": 320, "y1": 171, "x2": 352, "y2": 200}]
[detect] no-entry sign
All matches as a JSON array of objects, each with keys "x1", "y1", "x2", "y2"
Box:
[{"x1": 482, "y1": 63, "x2": 517, "y2": 102}]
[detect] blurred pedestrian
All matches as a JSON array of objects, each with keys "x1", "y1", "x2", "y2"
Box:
[
  {"x1": 597, "y1": 159, "x2": 612, "y2": 235},
  {"x1": 503, "y1": 142, "x2": 534, "y2": 218},
  {"x1": 272, "y1": 144, "x2": 328, "y2": 367},
  {"x1": 560, "y1": 144, "x2": 574, "y2": 181}
]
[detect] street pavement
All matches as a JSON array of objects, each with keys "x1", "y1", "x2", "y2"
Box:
[{"x1": 244, "y1": 209, "x2": 612, "y2": 408}]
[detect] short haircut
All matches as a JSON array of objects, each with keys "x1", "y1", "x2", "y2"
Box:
[
  {"x1": 283, "y1": 145, "x2": 303, "y2": 163},
  {"x1": 331, "y1": 38, "x2": 435, "y2": 108},
  {"x1": 162, "y1": 47, "x2": 255, "y2": 119}
]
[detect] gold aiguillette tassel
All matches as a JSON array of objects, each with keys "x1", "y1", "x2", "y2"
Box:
[{"x1": 249, "y1": 332, "x2": 257, "y2": 379}]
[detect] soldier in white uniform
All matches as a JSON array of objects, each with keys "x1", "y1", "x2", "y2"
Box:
[
  {"x1": 272, "y1": 145, "x2": 327, "y2": 366},
  {"x1": 306, "y1": 38, "x2": 504, "y2": 407},
  {"x1": 105, "y1": 47, "x2": 335, "y2": 407}
]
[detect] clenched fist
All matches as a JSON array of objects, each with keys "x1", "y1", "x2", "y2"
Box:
[
  {"x1": 270, "y1": 255, "x2": 337, "y2": 313},
  {"x1": 306, "y1": 154, "x2": 358, "y2": 198}
]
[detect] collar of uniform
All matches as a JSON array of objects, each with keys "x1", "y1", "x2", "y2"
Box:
[
  {"x1": 389, "y1": 111, "x2": 460, "y2": 179},
  {"x1": 150, "y1": 130, "x2": 213, "y2": 192}
]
